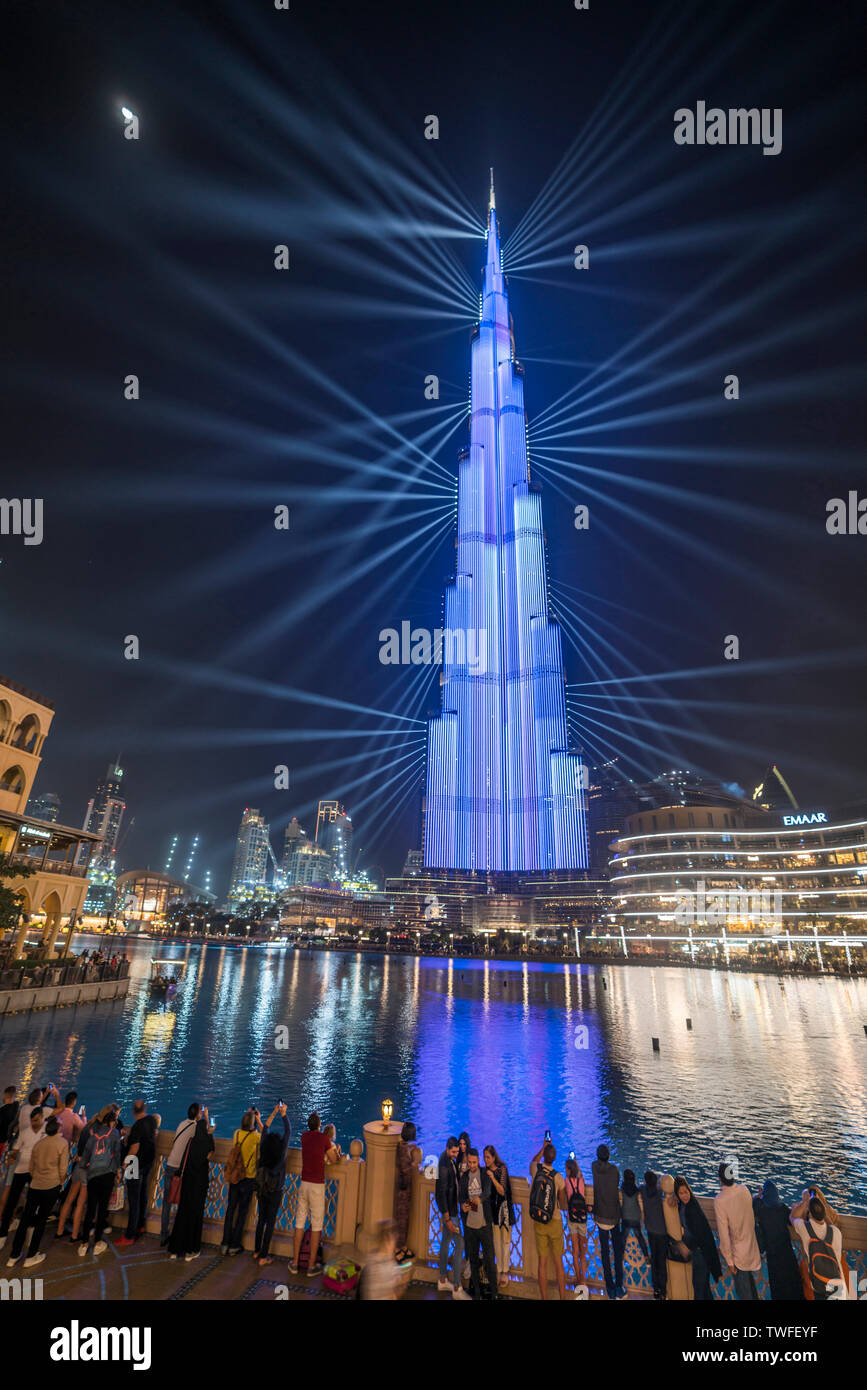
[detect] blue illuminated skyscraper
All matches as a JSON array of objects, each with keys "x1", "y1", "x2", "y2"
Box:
[{"x1": 424, "y1": 175, "x2": 589, "y2": 873}]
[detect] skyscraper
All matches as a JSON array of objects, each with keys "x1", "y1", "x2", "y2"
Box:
[
  {"x1": 315, "y1": 800, "x2": 353, "y2": 881},
  {"x1": 27, "y1": 790, "x2": 61, "y2": 823},
  {"x1": 82, "y1": 762, "x2": 126, "y2": 914},
  {"x1": 229, "y1": 808, "x2": 271, "y2": 898},
  {"x1": 424, "y1": 177, "x2": 588, "y2": 873},
  {"x1": 83, "y1": 762, "x2": 126, "y2": 857}
]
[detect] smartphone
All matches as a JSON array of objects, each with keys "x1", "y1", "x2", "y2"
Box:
[
  {"x1": 569, "y1": 1150, "x2": 576, "y2": 1161},
  {"x1": 78, "y1": 1104, "x2": 86, "y2": 1116},
  {"x1": 544, "y1": 1128, "x2": 552, "y2": 1143}
]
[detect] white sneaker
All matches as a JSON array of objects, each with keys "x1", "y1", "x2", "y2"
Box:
[
  {"x1": 185, "y1": 1251, "x2": 200, "y2": 1262},
  {"x1": 452, "y1": 1286, "x2": 471, "y2": 1300},
  {"x1": 92, "y1": 1241, "x2": 107, "y2": 1255},
  {"x1": 436, "y1": 1278, "x2": 453, "y2": 1292},
  {"x1": 78, "y1": 1244, "x2": 89, "y2": 1257},
  {"x1": 23, "y1": 1253, "x2": 45, "y2": 1268}
]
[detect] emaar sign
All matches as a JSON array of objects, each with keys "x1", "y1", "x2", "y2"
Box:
[{"x1": 783, "y1": 812, "x2": 827, "y2": 826}]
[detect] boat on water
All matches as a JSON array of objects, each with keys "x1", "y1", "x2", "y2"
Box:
[{"x1": 149, "y1": 958, "x2": 186, "y2": 994}]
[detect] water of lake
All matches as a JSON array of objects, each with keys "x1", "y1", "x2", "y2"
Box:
[{"x1": 2, "y1": 937, "x2": 865, "y2": 1212}]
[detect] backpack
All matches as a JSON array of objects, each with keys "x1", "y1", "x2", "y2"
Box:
[
  {"x1": 223, "y1": 1130, "x2": 254, "y2": 1186},
  {"x1": 566, "y1": 1176, "x2": 587, "y2": 1224},
  {"x1": 804, "y1": 1220, "x2": 841, "y2": 1300},
  {"x1": 86, "y1": 1125, "x2": 114, "y2": 1177},
  {"x1": 529, "y1": 1165, "x2": 558, "y2": 1224}
]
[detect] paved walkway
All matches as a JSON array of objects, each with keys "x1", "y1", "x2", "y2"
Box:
[{"x1": 3, "y1": 1227, "x2": 622, "y2": 1301}]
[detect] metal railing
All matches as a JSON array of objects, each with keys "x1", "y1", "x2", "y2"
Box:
[
  {"x1": 6, "y1": 852, "x2": 88, "y2": 878},
  {"x1": 0, "y1": 959, "x2": 130, "y2": 991},
  {"x1": 410, "y1": 1173, "x2": 867, "y2": 1300}
]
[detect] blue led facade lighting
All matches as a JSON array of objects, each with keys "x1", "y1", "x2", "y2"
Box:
[{"x1": 424, "y1": 177, "x2": 589, "y2": 872}]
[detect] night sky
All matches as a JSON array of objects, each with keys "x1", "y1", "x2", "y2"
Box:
[{"x1": 2, "y1": 0, "x2": 865, "y2": 892}]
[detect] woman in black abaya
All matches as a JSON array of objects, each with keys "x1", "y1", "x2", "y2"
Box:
[
  {"x1": 168, "y1": 1108, "x2": 215, "y2": 1261},
  {"x1": 754, "y1": 1180, "x2": 804, "y2": 1301}
]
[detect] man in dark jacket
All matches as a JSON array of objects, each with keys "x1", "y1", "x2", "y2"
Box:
[
  {"x1": 435, "y1": 1137, "x2": 468, "y2": 1298},
  {"x1": 458, "y1": 1149, "x2": 498, "y2": 1300},
  {"x1": 591, "y1": 1144, "x2": 625, "y2": 1300}
]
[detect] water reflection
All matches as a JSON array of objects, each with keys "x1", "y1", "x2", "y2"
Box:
[{"x1": 0, "y1": 937, "x2": 864, "y2": 1211}]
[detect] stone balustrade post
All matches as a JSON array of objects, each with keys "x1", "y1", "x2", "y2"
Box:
[{"x1": 356, "y1": 1119, "x2": 404, "y2": 1254}]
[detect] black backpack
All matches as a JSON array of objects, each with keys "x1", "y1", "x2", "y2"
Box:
[
  {"x1": 529, "y1": 1165, "x2": 558, "y2": 1224},
  {"x1": 566, "y1": 1177, "x2": 587, "y2": 1224}
]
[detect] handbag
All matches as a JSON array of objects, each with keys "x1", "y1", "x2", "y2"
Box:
[
  {"x1": 108, "y1": 1181, "x2": 126, "y2": 1213},
  {"x1": 667, "y1": 1235, "x2": 692, "y2": 1263},
  {"x1": 167, "y1": 1122, "x2": 194, "y2": 1206}
]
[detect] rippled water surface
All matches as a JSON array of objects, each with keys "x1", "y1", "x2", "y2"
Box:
[{"x1": 3, "y1": 937, "x2": 866, "y2": 1211}]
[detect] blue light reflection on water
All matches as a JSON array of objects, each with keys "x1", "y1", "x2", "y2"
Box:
[{"x1": 1, "y1": 937, "x2": 865, "y2": 1211}]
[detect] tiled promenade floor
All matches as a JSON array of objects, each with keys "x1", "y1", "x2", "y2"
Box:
[{"x1": 3, "y1": 1228, "x2": 620, "y2": 1301}]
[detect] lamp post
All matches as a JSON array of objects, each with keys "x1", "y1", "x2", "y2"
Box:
[{"x1": 381, "y1": 1097, "x2": 394, "y2": 1131}]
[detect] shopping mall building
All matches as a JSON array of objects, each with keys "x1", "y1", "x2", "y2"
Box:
[{"x1": 608, "y1": 802, "x2": 867, "y2": 956}]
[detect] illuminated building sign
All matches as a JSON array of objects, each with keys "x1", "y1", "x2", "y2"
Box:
[
  {"x1": 22, "y1": 825, "x2": 52, "y2": 839},
  {"x1": 783, "y1": 812, "x2": 827, "y2": 826}
]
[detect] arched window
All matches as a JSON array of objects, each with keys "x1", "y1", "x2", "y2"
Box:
[
  {"x1": 0, "y1": 765, "x2": 26, "y2": 795},
  {"x1": 10, "y1": 713, "x2": 40, "y2": 751}
]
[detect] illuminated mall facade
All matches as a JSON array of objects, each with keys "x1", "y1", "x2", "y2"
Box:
[{"x1": 608, "y1": 802, "x2": 867, "y2": 941}]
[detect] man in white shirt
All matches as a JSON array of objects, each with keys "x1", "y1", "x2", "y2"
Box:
[
  {"x1": 714, "y1": 1163, "x2": 762, "y2": 1300},
  {"x1": 0, "y1": 1107, "x2": 46, "y2": 1241},
  {"x1": 791, "y1": 1191, "x2": 847, "y2": 1300}
]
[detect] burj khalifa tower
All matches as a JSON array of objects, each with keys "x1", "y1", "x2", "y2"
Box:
[{"x1": 424, "y1": 175, "x2": 589, "y2": 873}]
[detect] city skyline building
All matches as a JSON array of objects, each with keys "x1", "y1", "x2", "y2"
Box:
[
  {"x1": 82, "y1": 761, "x2": 126, "y2": 914},
  {"x1": 83, "y1": 762, "x2": 126, "y2": 857},
  {"x1": 315, "y1": 799, "x2": 353, "y2": 881},
  {"x1": 285, "y1": 839, "x2": 333, "y2": 887},
  {"x1": 229, "y1": 807, "x2": 271, "y2": 900},
  {"x1": 424, "y1": 176, "x2": 588, "y2": 872},
  {"x1": 26, "y1": 789, "x2": 61, "y2": 823}
]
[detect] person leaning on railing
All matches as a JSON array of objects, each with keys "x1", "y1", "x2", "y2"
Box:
[{"x1": 253, "y1": 1103, "x2": 290, "y2": 1267}]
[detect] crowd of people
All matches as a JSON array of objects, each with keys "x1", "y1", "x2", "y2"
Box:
[
  {"x1": 429, "y1": 1133, "x2": 853, "y2": 1302},
  {"x1": 0, "y1": 1083, "x2": 854, "y2": 1301},
  {"x1": 0, "y1": 1081, "x2": 347, "y2": 1277}
]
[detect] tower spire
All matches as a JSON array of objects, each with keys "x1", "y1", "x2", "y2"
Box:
[{"x1": 424, "y1": 175, "x2": 588, "y2": 874}]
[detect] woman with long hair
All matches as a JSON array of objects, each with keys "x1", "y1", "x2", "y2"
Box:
[
  {"x1": 563, "y1": 1155, "x2": 589, "y2": 1287},
  {"x1": 675, "y1": 1175, "x2": 722, "y2": 1300},
  {"x1": 484, "y1": 1144, "x2": 515, "y2": 1291},
  {"x1": 253, "y1": 1103, "x2": 290, "y2": 1267}
]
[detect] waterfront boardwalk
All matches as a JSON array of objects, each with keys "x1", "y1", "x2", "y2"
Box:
[{"x1": 6, "y1": 1230, "x2": 618, "y2": 1301}]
